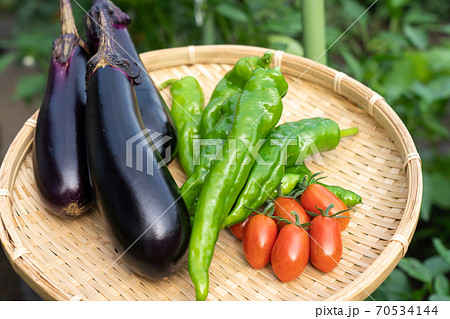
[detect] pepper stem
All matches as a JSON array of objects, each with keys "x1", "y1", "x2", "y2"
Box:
[
  {"x1": 60, "y1": 0, "x2": 78, "y2": 36},
  {"x1": 159, "y1": 79, "x2": 177, "y2": 90},
  {"x1": 340, "y1": 127, "x2": 359, "y2": 138}
]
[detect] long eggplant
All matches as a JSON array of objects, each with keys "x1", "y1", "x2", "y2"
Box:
[
  {"x1": 85, "y1": 9, "x2": 190, "y2": 280},
  {"x1": 85, "y1": 0, "x2": 177, "y2": 163},
  {"x1": 33, "y1": 0, "x2": 92, "y2": 218}
]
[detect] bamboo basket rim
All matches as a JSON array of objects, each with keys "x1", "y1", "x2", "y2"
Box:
[{"x1": 0, "y1": 44, "x2": 422, "y2": 301}]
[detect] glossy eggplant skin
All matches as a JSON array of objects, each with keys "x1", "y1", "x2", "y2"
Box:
[
  {"x1": 33, "y1": 44, "x2": 92, "y2": 217},
  {"x1": 85, "y1": 0, "x2": 177, "y2": 163},
  {"x1": 114, "y1": 27, "x2": 178, "y2": 163},
  {"x1": 86, "y1": 65, "x2": 190, "y2": 280}
]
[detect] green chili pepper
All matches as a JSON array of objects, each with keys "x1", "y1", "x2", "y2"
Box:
[
  {"x1": 275, "y1": 162, "x2": 362, "y2": 207},
  {"x1": 284, "y1": 162, "x2": 313, "y2": 177},
  {"x1": 181, "y1": 93, "x2": 239, "y2": 214},
  {"x1": 268, "y1": 173, "x2": 301, "y2": 198},
  {"x1": 285, "y1": 164, "x2": 362, "y2": 207},
  {"x1": 181, "y1": 52, "x2": 273, "y2": 214},
  {"x1": 189, "y1": 67, "x2": 288, "y2": 301},
  {"x1": 319, "y1": 184, "x2": 362, "y2": 207},
  {"x1": 222, "y1": 118, "x2": 358, "y2": 228},
  {"x1": 199, "y1": 51, "x2": 273, "y2": 137},
  {"x1": 161, "y1": 76, "x2": 204, "y2": 177}
]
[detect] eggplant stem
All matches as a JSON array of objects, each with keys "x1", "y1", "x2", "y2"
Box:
[{"x1": 60, "y1": 0, "x2": 78, "y2": 36}]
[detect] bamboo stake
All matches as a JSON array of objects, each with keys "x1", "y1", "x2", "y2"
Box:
[{"x1": 302, "y1": 0, "x2": 327, "y2": 65}]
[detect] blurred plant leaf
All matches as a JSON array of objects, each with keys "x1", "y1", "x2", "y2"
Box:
[
  {"x1": 0, "y1": 52, "x2": 17, "y2": 73},
  {"x1": 426, "y1": 47, "x2": 450, "y2": 74},
  {"x1": 431, "y1": 174, "x2": 450, "y2": 209},
  {"x1": 11, "y1": 73, "x2": 46, "y2": 103},
  {"x1": 404, "y1": 10, "x2": 438, "y2": 25},
  {"x1": 367, "y1": 31, "x2": 409, "y2": 54},
  {"x1": 341, "y1": 48, "x2": 364, "y2": 80},
  {"x1": 398, "y1": 258, "x2": 433, "y2": 284},
  {"x1": 411, "y1": 287, "x2": 428, "y2": 301},
  {"x1": 403, "y1": 25, "x2": 428, "y2": 50},
  {"x1": 370, "y1": 269, "x2": 411, "y2": 300},
  {"x1": 268, "y1": 35, "x2": 303, "y2": 56},
  {"x1": 434, "y1": 274, "x2": 449, "y2": 295},
  {"x1": 420, "y1": 171, "x2": 432, "y2": 221},
  {"x1": 429, "y1": 294, "x2": 450, "y2": 301},
  {"x1": 215, "y1": 3, "x2": 249, "y2": 23},
  {"x1": 388, "y1": 0, "x2": 409, "y2": 9},
  {"x1": 423, "y1": 116, "x2": 450, "y2": 140},
  {"x1": 382, "y1": 58, "x2": 415, "y2": 101},
  {"x1": 423, "y1": 255, "x2": 450, "y2": 275},
  {"x1": 263, "y1": 11, "x2": 301, "y2": 36},
  {"x1": 433, "y1": 238, "x2": 450, "y2": 264},
  {"x1": 340, "y1": 0, "x2": 369, "y2": 27}
]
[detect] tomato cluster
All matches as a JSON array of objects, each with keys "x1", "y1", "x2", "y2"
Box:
[{"x1": 230, "y1": 184, "x2": 351, "y2": 282}]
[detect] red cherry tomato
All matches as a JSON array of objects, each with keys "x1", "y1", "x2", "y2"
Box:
[
  {"x1": 273, "y1": 197, "x2": 310, "y2": 231},
  {"x1": 243, "y1": 214, "x2": 277, "y2": 269},
  {"x1": 300, "y1": 183, "x2": 350, "y2": 231},
  {"x1": 309, "y1": 215, "x2": 342, "y2": 272},
  {"x1": 271, "y1": 224, "x2": 309, "y2": 282},
  {"x1": 229, "y1": 214, "x2": 253, "y2": 240}
]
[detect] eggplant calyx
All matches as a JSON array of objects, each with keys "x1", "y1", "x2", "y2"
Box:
[
  {"x1": 86, "y1": 8, "x2": 136, "y2": 82},
  {"x1": 52, "y1": 34, "x2": 79, "y2": 64}
]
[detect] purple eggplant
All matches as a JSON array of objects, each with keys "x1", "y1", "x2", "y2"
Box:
[
  {"x1": 85, "y1": 9, "x2": 190, "y2": 280},
  {"x1": 32, "y1": 0, "x2": 92, "y2": 218},
  {"x1": 85, "y1": 0, "x2": 177, "y2": 163}
]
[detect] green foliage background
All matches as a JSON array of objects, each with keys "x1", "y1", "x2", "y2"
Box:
[{"x1": 0, "y1": 0, "x2": 449, "y2": 301}]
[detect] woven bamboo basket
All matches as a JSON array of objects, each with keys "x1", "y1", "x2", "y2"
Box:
[{"x1": 0, "y1": 45, "x2": 422, "y2": 301}]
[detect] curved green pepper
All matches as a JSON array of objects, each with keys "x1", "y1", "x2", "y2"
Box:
[
  {"x1": 319, "y1": 184, "x2": 362, "y2": 207},
  {"x1": 163, "y1": 76, "x2": 204, "y2": 177},
  {"x1": 199, "y1": 51, "x2": 273, "y2": 137},
  {"x1": 181, "y1": 93, "x2": 239, "y2": 214},
  {"x1": 189, "y1": 67, "x2": 288, "y2": 301},
  {"x1": 182, "y1": 52, "x2": 273, "y2": 214},
  {"x1": 268, "y1": 173, "x2": 301, "y2": 198},
  {"x1": 222, "y1": 118, "x2": 358, "y2": 228}
]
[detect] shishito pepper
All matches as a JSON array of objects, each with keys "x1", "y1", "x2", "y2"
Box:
[
  {"x1": 284, "y1": 164, "x2": 362, "y2": 207},
  {"x1": 162, "y1": 77, "x2": 204, "y2": 177},
  {"x1": 181, "y1": 93, "x2": 239, "y2": 214},
  {"x1": 199, "y1": 52, "x2": 273, "y2": 137},
  {"x1": 189, "y1": 67, "x2": 288, "y2": 301},
  {"x1": 318, "y1": 184, "x2": 362, "y2": 207},
  {"x1": 222, "y1": 118, "x2": 358, "y2": 228},
  {"x1": 181, "y1": 52, "x2": 273, "y2": 214}
]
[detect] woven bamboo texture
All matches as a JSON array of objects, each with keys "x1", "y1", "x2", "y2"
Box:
[{"x1": 0, "y1": 45, "x2": 422, "y2": 301}]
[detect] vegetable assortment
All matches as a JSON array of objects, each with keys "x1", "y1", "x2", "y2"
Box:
[
  {"x1": 189, "y1": 67, "x2": 288, "y2": 301},
  {"x1": 181, "y1": 52, "x2": 273, "y2": 214},
  {"x1": 230, "y1": 176, "x2": 357, "y2": 282},
  {"x1": 33, "y1": 0, "x2": 189, "y2": 280},
  {"x1": 163, "y1": 55, "x2": 361, "y2": 299},
  {"x1": 31, "y1": 0, "x2": 364, "y2": 301},
  {"x1": 222, "y1": 118, "x2": 358, "y2": 228}
]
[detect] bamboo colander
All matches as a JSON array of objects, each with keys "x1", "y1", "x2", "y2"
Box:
[{"x1": 0, "y1": 45, "x2": 422, "y2": 301}]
